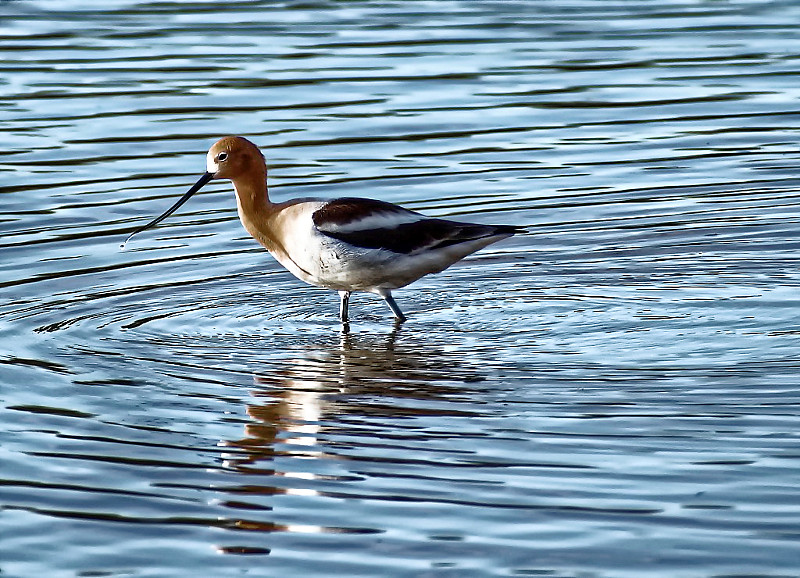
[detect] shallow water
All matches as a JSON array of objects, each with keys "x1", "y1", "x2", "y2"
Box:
[{"x1": 2, "y1": 1, "x2": 800, "y2": 576}]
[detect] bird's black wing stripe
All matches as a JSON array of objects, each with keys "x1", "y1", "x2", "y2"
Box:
[
  {"x1": 320, "y1": 219, "x2": 513, "y2": 254},
  {"x1": 313, "y1": 198, "x2": 523, "y2": 254}
]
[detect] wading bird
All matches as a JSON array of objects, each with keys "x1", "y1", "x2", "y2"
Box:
[{"x1": 124, "y1": 136, "x2": 522, "y2": 323}]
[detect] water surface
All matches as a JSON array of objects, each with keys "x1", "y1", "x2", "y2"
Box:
[{"x1": 2, "y1": 1, "x2": 800, "y2": 576}]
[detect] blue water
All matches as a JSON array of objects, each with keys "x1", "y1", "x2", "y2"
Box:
[{"x1": 2, "y1": 1, "x2": 800, "y2": 576}]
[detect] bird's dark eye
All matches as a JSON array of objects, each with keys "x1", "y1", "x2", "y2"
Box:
[{"x1": 217, "y1": 152, "x2": 228, "y2": 162}]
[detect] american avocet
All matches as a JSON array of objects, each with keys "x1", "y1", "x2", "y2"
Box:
[{"x1": 124, "y1": 136, "x2": 522, "y2": 323}]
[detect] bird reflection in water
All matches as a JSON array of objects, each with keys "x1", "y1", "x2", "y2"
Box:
[
  {"x1": 224, "y1": 324, "x2": 484, "y2": 468},
  {"x1": 214, "y1": 325, "x2": 485, "y2": 549}
]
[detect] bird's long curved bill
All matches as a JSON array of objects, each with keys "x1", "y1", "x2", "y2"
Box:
[{"x1": 122, "y1": 171, "x2": 214, "y2": 247}]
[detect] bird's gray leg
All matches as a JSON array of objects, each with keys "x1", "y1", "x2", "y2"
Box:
[
  {"x1": 380, "y1": 290, "x2": 407, "y2": 323},
  {"x1": 339, "y1": 291, "x2": 351, "y2": 323}
]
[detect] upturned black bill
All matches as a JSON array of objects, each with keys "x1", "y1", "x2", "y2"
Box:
[{"x1": 122, "y1": 171, "x2": 214, "y2": 246}]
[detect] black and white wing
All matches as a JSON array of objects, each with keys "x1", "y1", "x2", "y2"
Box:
[{"x1": 312, "y1": 197, "x2": 520, "y2": 254}]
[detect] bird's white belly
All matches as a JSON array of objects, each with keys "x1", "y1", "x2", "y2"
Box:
[
  {"x1": 277, "y1": 233, "x2": 490, "y2": 292},
  {"x1": 278, "y1": 234, "x2": 398, "y2": 291}
]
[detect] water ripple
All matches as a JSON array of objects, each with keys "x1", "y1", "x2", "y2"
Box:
[{"x1": 2, "y1": 1, "x2": 800, "y2": 576}]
